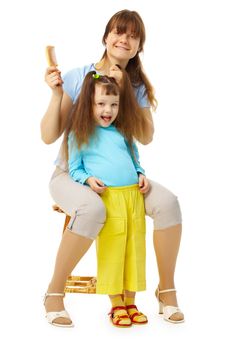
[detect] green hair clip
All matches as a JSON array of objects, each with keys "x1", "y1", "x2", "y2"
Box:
[{"x1": 92, "y1": 73, "x2": 100, "y2": 79}]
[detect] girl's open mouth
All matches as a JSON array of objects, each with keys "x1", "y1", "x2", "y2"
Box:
[{"x1": 101, "y1": 116, "x2": 112, "y2": 122}]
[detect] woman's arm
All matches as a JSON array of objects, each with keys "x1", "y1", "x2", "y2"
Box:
[
  {"x1": 40, "y1": 92, "x2": 73, "y2": 144},
  {"x1": 109, "y1": 66, "x2": 154, "y2": 145},
  {"x1": 40, "y1": 67, "x2": 73, "y2": 144},
  {"x1": 137, "y1": 108, "x2": 154, "y2": 145}
]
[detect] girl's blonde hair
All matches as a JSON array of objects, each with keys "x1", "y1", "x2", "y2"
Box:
[
  {"x1": 101, "y1": 9, "x2": 157, "y2": 110},
  {"x1": 64, "y1": 69, "x2": 149, "y2": 157}
]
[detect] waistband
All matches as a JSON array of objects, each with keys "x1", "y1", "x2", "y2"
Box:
[{"x1": 105, "y1": 184, "x2": 139, "y2": 191}]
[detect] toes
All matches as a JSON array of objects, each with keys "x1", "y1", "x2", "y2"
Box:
[
  {"x1": 169, "y1": 312, "x2": 184, "y2": 322},
  {"x1": 134, "y1": 316, "x2": 147, "y2": 323},
  {"x1": 119, "y1": 319, "x2": 131, "y2": 326},
  {"x1": 52, "y1": 317, "x2": 72, "y2": 325}
]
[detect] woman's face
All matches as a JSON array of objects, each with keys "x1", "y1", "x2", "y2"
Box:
[
  {"x1": 93, "y1": 85, "x2": 119, "y2": 127},
  {"x1": 105, "y1": 26, "x2": 140, "y2": 64}
]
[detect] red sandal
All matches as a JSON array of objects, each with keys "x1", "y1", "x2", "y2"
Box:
[
  {"x1": 126, "y1": 305, "x2": 148, "y2": 325},
  {"x1": 108, "y1": 306, "x2": 132, "y2": 327}
]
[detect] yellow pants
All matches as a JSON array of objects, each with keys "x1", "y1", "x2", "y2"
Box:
[{"x1": 96, "y1": 184, "x2": 146, "y2": 295}]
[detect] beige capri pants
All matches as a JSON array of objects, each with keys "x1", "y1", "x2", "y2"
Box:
[{"x1": 49, "y1": 167, "x2": 182, "y2": 240}]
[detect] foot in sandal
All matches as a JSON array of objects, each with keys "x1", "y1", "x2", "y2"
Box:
[
  {"x1": 126, "y1": 305, "x2": 148, "y2": 325},
  {"x1": 44, "y1": 293, "x2": 74, "y2": 327},
  {"x1": 155, "y1": 286, "x2": 184, "y2": 323},
  {"x1": 109, "y1": 306, "x2": 132, "y2": 327}
]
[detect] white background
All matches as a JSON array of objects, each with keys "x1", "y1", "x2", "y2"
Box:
[{"x1": 0, "y1": 0, "x2": 232, "y2": 349}]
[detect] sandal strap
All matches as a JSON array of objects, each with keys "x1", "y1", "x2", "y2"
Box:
[
  {"x1": 158, "y1": 288, "x2": 176, "y2": 294},
  {"x1": 109, "y1": 306, "x2": 131, "y2": 326},
  {"x1": 45, "y1": 293, "x2": 65, "y2": 297},
  {"x1": 114, "y1": 314, "x2": 130, "y2": 320},
  {"x1": 43, "y1": 292, "x2": 65, "y2": 304},
  {"x1": 113, "y1": 314, "x2": 130, "y2": 326},
  {"x1": 126, "y1": 305, "x2": 146, "y2": 321},
  {"x1": 46, "y1": 310, "x2": 71, "y2": 324},
  {"x1": 163, "y1": 306, "x2": 181, "y2": 320},
  {"x1": 126, "y1": 304, "x2": 138, "y2": 310},
  {"x1": 129, "y1": 311, "x2": 141, "y2": 320},
  {"x1": 108, "y1": 306, "x2": 127, "y2": 315}
]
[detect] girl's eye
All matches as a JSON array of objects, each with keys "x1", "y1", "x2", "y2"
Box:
[
  {"x1": 98, "y1": 102, "x2": 104, "y2": 106},
  {"x1": 112, "y1": 103, "x2": 118, "y2": 107}
]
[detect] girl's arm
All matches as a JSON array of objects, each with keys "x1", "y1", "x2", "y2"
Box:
[
  {"x1": 137, "y1": 108, "x2": 154, "y2": 145},
  {"x1": 125, "y1": 140, "x2": 145, "y2": 175},
  {"x1": 68, "y1": 135, "x2": 106, "y2": 194},
  {"x1": 131, "y1": 142, "x2": 150, "y2": 194},
  {"x1": 138, "y1": 173, "x2": 150, "y2": 193},
  {"x1": 40, "y1": 67, "x2": 73, "y2": 144},
  {"x1": 68, "y1": 135, "x2": 91, "y2": 184},
  {"x1": 131, "y1": 142, "x2": 146, "y2": 175}
]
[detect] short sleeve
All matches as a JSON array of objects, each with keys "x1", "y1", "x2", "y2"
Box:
[
  {"x1": 134, "y1": 84, "x2": 150, "y2": 108},
  {"x1": 62, "y1": 64, "x2": 95, "y2": 103},
  {"x1": 62, "y1": 68, "x2": 84, "y2": 103}
]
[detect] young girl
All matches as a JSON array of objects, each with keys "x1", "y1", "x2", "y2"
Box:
[
  {"x1": 67, "y1": 71, "x2": 149, "y2": 327},
  {"x1": 42, "y1": 9, "x2": 184, "y2": 327}
]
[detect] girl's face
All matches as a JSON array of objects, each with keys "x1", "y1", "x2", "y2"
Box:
[
  {"x1": 105, "y1": 26, "x2": 140, "y2": 64},
  {"x1": 93, "y1": 85, "x2": 119, "y2": 127}
]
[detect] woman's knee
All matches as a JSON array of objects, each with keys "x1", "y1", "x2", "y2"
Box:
[
  {"x1": 87, "y1": 197, "x2": 107, "y2": 223},
  {"x1": 67, "y1": 197, "x2": 106, "y2": 240},
  {"x1": 145, "y1": 180, "x2": 182, "y2": 230},
  {"x1": 49, "y1": 171, "x2": 107, "y2": 239}
]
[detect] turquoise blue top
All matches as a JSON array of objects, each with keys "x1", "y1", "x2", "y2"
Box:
[{"x1": 68, "y1": 125, "x2": 145, "y2": 187}]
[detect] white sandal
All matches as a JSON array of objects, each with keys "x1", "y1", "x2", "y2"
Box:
[
  {"x1": 155, "y1": 287, "x2": 184, "y2": 323},
  {"x1": 44, "y1": 293, "x2": 74, "y2": 327}
]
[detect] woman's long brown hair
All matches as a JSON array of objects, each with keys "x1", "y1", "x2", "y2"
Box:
[
  {"x1": 101, "y1": 9, "x2": 157, "y2": 110},
  {"x1": 64, "y1": 69, "x2": 149, "y2": 158}
]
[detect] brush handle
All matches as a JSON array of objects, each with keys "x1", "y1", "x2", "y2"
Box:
[{"x1": 45, "y1": 46, "x2": 58, "y2": 66}]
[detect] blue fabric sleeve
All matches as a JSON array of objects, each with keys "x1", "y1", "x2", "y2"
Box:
[
  {"x1": 132, "y1": 142, "x2": 146, "y2": 175},
  {"x1": 68, "y1": 133, "x2": 91, "y2": 184},
  {"x1": 135, "y1": 84, "x2": 150, "y2": 108},
  {"x1": 62, "y1": 68, "x2": 83, "y2": 103}
]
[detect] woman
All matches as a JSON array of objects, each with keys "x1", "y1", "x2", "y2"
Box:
[{"x1": 42, "y1": 9, "x2": 184, "y2": 327}]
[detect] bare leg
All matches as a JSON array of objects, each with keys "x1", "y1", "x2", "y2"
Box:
[
  {"x1": 44, "y1": 229, "x2": 93, "y2": 325},
  {"x1": 153, "y1": 223, "x2": 184, "y2": 321}
]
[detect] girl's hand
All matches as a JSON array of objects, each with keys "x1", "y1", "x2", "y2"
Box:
[
  {"x1": 138, "y1": 174, "x2": 150, "y2": 194},
  {"x1": 44, "y1": 66, "x2": 63, "y2": 95},
  {"x1": 86, "y1": 177, "x2": 107, "y2": 194},
  {"x1": 109, "y1": 64, "x2": 123, "y2": 86}
]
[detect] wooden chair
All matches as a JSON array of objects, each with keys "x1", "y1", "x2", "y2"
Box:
[{"x1": 53, "y1": 204, "x2": 96, "y2": 294}]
